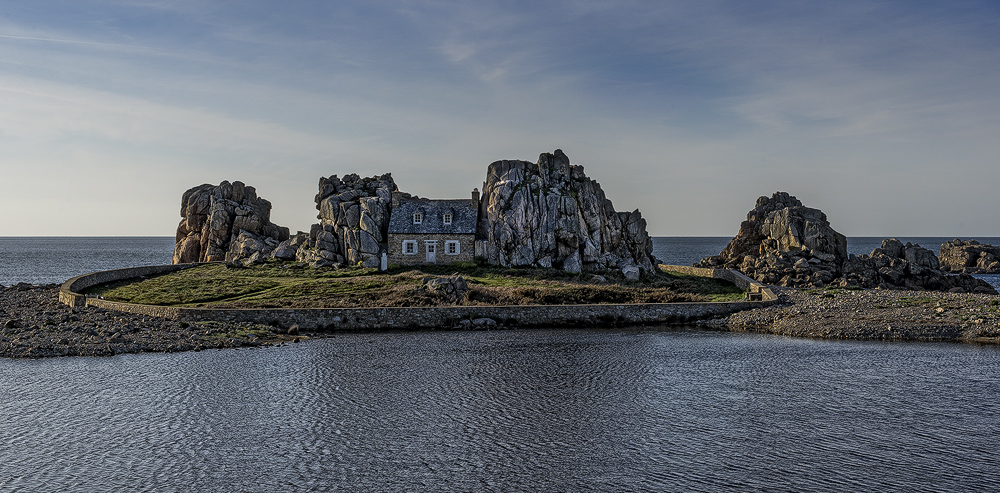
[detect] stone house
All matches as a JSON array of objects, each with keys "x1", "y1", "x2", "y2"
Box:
[{"x1": 386, "y1": 190, "x2": 479, "y2": 266}]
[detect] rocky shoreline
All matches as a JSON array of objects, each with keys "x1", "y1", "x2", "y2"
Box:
[
  {"x1": 4, "y1": 280, "x2": 1000, "y2": 359},
  {"x1": 706, "y1": 286, "x2": 1000, "y2": 343},
  {"x1": 0, "y1": 284, "x2": 298, "y2": 358}
]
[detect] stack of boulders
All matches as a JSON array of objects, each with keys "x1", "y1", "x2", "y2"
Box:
[
  {"x1": 698, "y1": 192, "x2": 847, "y2": 286},
  {"x1": 172, "y1": 181, "x2": 289, "y2": 264},
  {"x1": 700, "y1": 192, "x2": 998, "y2": 294},
  {"x1": 479, "y1": 149, "x2": 656, "y2": 276},
  {"x1": 938, "y1": 239, "x2": 1000, "y2": 274},
  {"x1": 837, "y1": 239, "x2": 994, "y2": 293},
  {"x1": 276, "y1": 173, "x2": 398, "y2": 269}
]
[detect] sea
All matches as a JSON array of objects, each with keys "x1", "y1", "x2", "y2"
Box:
[{"x1": 2, "y1": 237, "x2": 1000, "y2": 491}]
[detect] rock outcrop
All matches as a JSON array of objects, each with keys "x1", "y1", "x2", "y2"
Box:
[
  {"x1": 698, "y1": 192, "x2": 847, "y2": 286},
  {"x1": 939, "y1": 239, "x2": 1000, "y2": 274},
  {"x1": 835, "y1": 239, "x2": 996, "y2": 293},
  {"x1": 172, "y1": 181, "x2": 289, "y2": 264},
  {"x1": 700, "y1": 192, "x2": 998, "y2": 294},
  {"x1": 479, "y1": 150, "x2": 655, "y2": 275},
  {"x1": 282, "y1": 173, "x2": 399, "y2": 268}
]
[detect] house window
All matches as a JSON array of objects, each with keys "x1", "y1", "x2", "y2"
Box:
[
  {"x1": 445, "y1": 240, "x2": 460, "y2": 255},
  {"x1": 403, "y1": 240, "x2": 417, "y2": 255},
  {"x1": 413, "y1": 212, "x2": 422, "y2": 224},
  {"x1": 443, "y1": 213, "x2": 452, "y2": 225}
]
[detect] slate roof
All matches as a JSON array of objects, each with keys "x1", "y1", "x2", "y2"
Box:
[{"x1": 388, "y1": 199, "x2": 478, "y2": 235}]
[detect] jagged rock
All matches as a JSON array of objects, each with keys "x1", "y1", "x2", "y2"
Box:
[
  {"x1": 701, "y1": 192, "x2": 997, "y2": 294},
  {"x1": 271, "y1": 240, "x2": 298, "y2": 260},
  {"x1": 172, "y1": 181, "x2": 289, "y2": 264},
  {"x1": 294, "y1": 173, "x2": 398, "y2": 268},
  {"x1": 834, "y1": 239, "x2": 996, "y2": 294},
  {"x1": 698, "y1": 192, "x2": 846, "y2": 287},
  {"x1": 479, "y1": 149, "x2": 655, "y2": 274},
  {"x1": 939, "y1": 239, "x2": 1000, "y2": 273}
]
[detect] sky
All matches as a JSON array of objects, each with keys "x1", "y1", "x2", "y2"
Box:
[{"x1": 1, "y1": 1, "x2": 998, "y2": 237}]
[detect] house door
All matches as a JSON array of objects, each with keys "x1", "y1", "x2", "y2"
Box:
[{"x1": 425, "y1": 241, "x2": 437, "y2": 264}]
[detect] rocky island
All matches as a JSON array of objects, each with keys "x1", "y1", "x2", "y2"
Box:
[{"x1": 698, "y1": 191, "x2": 999, "y2": 342}]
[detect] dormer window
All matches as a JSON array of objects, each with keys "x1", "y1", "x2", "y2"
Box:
[
  {"x1": 413, "y1": 212, "x2": 422, "y2": 224},
  {"x1": 443, "y1": 213, "x2": 452, "y2": 225}
]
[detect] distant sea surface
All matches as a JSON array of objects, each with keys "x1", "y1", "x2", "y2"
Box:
[{"x1": 1, "y1": 236, "x2": 999, "y2": 289}]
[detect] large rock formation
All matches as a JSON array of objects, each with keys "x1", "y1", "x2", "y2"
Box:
[
  {"x1": 479, "y1": 150, "x2": 655, "y2": 274},
  {"x1": 837, "y1": 239, "x2": 995, "y2": 293},
  {"x1": 698, "y1": 192, "x2": 847, "y2": 286},
  {"x1": 280, "y1": 173, "x2": 398, "y2": 268},
  {"x1": 939, "y1": 239, "x2": 1000, "y2": 274},
  {"x1": 700, "y1": 192, "x2": 997, "y2": 294},
  {"x1": 172, "y1": 181, "x2": 289, "y2": 264}
]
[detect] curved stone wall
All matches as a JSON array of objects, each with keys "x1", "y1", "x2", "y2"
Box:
[{"x1": 60, "y1": 264, "x2": 778, "y2": 331}]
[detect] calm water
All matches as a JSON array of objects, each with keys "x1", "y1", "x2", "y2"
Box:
[
  {"x1": 3, "y1": 237, "x2": 1000, "y2": 490},
  {"x1": 0, "y1": 237, "x2": 175, "y2": 286},
  {"x1": 2, "y1": 330, "x2": 999, "y2": 491}
]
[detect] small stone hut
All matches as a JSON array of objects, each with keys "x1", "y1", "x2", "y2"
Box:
[{"x1": 386, "y1": 190, "x2": 479, "y2": 265}]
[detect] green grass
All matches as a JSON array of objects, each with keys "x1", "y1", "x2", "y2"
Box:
[{"x1": 85, "y1": 261, "x2": 746, "y2": 308}]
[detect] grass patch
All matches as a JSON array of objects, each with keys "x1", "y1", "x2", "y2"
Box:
[{"x1": 86, "y1": 261, "x2": 746, "y2": 308}]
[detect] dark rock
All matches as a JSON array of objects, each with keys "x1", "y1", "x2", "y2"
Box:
[
  {"x1": 297, "y1": 173, "x2": 397, "y2": 268},
  {"x1": 423, "y1": 276, "x2": 469, "y2": 303},
  {"x1": 939, "y1": 239, "x2": 1000, "y2": 273},
  {"x1": 172, "y1": 181, "x2": 289, "y2": 264},
  {"x1": 699, "y1": 192, "x2": 846, "y2": 287},
  {"x1": 704, "y1": 193, "x2": 998, "y2": 295}
]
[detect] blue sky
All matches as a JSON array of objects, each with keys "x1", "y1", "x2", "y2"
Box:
[{"x1": 2, "y1": 1, "x2": 998, "y2": 236}]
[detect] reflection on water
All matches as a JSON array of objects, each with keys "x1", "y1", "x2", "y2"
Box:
[{"x1": 2, "y1": 329, "x2": 999, "y2": 491}]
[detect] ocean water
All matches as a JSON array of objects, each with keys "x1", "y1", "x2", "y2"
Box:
[
  {"x1": 0, "y1": 237, "x2": 175, "y2": 286},
  {"x1": 2, "y1": 329, "x2": 999, "y2": 491},
  {"x1": 2, "y1": 237, "x2": 1000, "y2": 490}
]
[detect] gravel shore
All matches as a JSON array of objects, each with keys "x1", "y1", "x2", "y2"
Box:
[
  {"x1": 1, "y1": 284, "x2": 296, "y2": 358},
  {"x1": 713, "y1": 286, "x2": 1000, "y2": 343},
  {"x1": 4, "y1": 282, "x2": 999, "y2": 359}
]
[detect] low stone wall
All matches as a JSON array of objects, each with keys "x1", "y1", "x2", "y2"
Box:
[
  {"x1": 59, "y1": 264, "x2": 200, "y2": 308},
  {"x1": 60, "y1": 264, "x2": 780, "y2": 331},
  {"x1": 659, "y1": 264, "x2": 778, "y2": 302}
]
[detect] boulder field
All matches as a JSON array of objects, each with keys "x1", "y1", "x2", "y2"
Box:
[{"x1": 699, "y1": 192, "x2": 997, "y2": 295}]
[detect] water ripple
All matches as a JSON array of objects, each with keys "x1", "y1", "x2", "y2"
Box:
[{"x1": 2, "y1": 329, "x2": 999, "y2": 491}]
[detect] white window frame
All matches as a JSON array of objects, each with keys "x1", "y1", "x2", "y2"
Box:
[
  {"x1": 413, "y1": 212, "x2": 422, "y2": 224},
  {"x1": 443, "y1": 213, "x2": 453, "y2": 225},
  {"x1": 445, "y1": 240, "x2": 460, "y2": 255},
  {"x1": 402, "y1": 240, "x2": 417, "y2": 255}
]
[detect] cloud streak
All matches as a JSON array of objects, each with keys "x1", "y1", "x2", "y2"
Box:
[{"x1": 1, "y1": 1, "x2": 998, "y2": 236}]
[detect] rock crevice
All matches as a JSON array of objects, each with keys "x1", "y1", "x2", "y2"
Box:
[
  {"x1": 172, "y1": 181, "x2": 289, "y2": 264},
  {"x1": 479, "y1": 150, "x2": 655, "y2": 274}
]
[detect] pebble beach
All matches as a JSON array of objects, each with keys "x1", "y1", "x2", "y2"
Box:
[{"x1": 3, "y1": 280, "x2": 1000, "y2": 358}]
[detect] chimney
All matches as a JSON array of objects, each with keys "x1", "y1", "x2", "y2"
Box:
[
  {"x1": 471, "y1": 188, "x2": 480, "y2": 206},
  {"x1": 391, "y1": 191, "x2": 402, "y2": 210}
]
